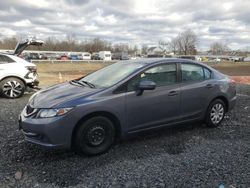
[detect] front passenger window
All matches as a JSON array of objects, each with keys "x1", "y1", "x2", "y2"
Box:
[{"x1": 127, "y1": 64, "x2": 177, "y2": 91}]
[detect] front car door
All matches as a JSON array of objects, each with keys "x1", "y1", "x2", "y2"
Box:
[
  {"x1": 179, "y1": 62, "x2": 215, "y2": 120},
  {"x1": 124, "y1": 63, "x2": 181, "y2": 133}
]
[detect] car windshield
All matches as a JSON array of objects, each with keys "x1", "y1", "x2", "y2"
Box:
[{"x1": 79, "y1": 62, "x2": 144, "y2": 88}]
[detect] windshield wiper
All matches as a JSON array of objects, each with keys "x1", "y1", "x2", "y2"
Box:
[
  {"x1": 70, "y1": 79, "x2": 95, "y2": 88},
  {"x1": 70, "y1": 80, "x2": 86, "y2": 87},
  {"x1": 80, "y1": 80, "x2": 96, "y2": 88}
]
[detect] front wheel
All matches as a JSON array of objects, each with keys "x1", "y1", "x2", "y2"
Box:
[
  {"x1": 74, "y1": 116, "x2": 115, "y2": 156},
  {"x1": 0, "y1": 78, "x2": 25, "y2": 99},
  {"x1": 205, "y1": 99, "x2": 226, "y2": 127}
]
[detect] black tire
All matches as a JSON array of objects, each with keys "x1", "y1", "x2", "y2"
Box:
[
  {"x1": 74, "y1": 116, "x2": 115, "y2": 156},
  {"x1": 0, "y1": 77, "x2": 25, "y2": 99},
  {"x1": 205, "y1": 99, "x2": 226, "y2": 128}
]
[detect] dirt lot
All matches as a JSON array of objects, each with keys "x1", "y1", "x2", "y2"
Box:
[
  {"x1": 36, "y1": 62, "x2": 111, "y2": 87},
  {"x1": 35, "y1": 61, "x2": 250, "y2": 87},
  {"x1": 0, "y1": 84, "x2": 250, "y2": 187}
]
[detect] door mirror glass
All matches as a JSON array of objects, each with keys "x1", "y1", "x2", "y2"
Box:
[{"x1": 137, "y1": 80, "x2": 156, "y2": 95}]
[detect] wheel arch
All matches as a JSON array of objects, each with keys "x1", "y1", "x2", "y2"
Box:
[
  {"x1": 71, "y1": 111, "x2": 122, "y2": 147},
  {"x1": 0, "y1": 75, "x2": 27, "y2": 85},
  {"x1": 210, "y1": 96, "x2": 229, "y2": 112}
]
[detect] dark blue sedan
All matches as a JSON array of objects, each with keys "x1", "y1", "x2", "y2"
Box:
[{"x1": 19, "y1": 58, "x2": 236, "y2": 155}]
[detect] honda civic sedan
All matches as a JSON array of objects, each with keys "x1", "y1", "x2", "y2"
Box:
[{"x1": 19, "y1": 58, "x2": 236, "y2": 155}]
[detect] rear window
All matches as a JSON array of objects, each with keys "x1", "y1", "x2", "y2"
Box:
[
  {"x1": 181, "y1": 63, "x2": 212, "y2": 82},
  {"x1": 181, "y1": 64, "x2": 204, "y2": 82},
  {"x1": 0, "y1": 55, "x2": 15, "y2": 64}
]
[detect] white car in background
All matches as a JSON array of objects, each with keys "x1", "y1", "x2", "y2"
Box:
[
  {"x1": 0, "y1": 39, "x2": 43, "y2": 99},
  {"x1": 98, "y1": 51, "x2": 112, "y2": 61},
  {"x1": 81, "y1": 52, "x2": 91, "y2": 60}
]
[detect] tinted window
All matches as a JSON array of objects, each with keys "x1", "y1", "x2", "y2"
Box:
[
  {"x1": 204, "y1": 68, "x2": 211, "y2": 79},
  {"x1": 181, "y1": 64, "x2": 204, "y2": 82},
  {"x1": 0, "y1": 55, "x2": 15, "y2": 64},
  {"x1": 128, "y1": 64, "x2": 177, "y2": 91}
]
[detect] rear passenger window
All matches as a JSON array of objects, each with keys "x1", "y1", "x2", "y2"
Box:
[
  {"x1": 0, "y1": 55, "x2": 15, "y2": 64},
  {"x1": 127, "y1": 64, "x2": 177, "y2": 91},
  {"x1": 204, "y1": 68, "x2": 211, "y2": 79},
  {"x1": 181, "y1": 64, "x2": 204, "y2": 82}
]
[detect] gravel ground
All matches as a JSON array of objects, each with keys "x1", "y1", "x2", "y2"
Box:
[{"x1": 0, "y1": 84, "x2": 250, "y2": 188}]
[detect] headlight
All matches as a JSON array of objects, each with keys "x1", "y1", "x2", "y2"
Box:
[{"x1": 36, "y1": 108, "x2": 73, "y2": 118}]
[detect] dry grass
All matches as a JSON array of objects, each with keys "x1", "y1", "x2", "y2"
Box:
[
  {"x1": 36, "y1": 62, "x2": 111, "y2": 86},
  {"x1": 35, "y1": 61, "x2": 250, "y2": 87}
]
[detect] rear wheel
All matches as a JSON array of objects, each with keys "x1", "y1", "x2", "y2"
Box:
[
  {"x1": 205, "y1": 99, "x2": 226, "y2": 127},
  {"x1": 74, "y1": 116, "x2": 115, "y2": 156},
  {"x1": 0, "y1": 78, "x2": 25, "y2": 99}
]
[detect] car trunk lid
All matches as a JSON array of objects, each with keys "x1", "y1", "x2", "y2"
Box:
[{"x1": 13, "y1": 39, "x2": 44, "y2": 56}]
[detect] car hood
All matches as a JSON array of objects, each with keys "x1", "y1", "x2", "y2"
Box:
[{"x1": 29, "y1": 82, "x2": 102, "y2": 108}]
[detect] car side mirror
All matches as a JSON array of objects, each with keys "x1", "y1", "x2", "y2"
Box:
[{"x1": 136, "y1": 80, "x2": 156, "y2": 96}]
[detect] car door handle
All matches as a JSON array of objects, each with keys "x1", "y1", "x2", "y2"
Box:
[
  {"x1": 205, "y1": 84, "x2": 214, "y2": 88},
  {"x1": 168, "y1": 91, "x2": 178, "y2": 96}
]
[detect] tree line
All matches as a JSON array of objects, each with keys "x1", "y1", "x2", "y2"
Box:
[{"x1": 0, "y1": 29, "x2": 231, "y2": 55}]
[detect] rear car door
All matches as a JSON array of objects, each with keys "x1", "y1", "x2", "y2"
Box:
[
  {"x1": 124, "y1": 63, "x2": 181, "y2": 133},
  {"x1": 0, "y1": 55, "x2": 17, "y2": 78},
  {"x1": 179, "y1": 63, "x2": 215, "y2": 120}
]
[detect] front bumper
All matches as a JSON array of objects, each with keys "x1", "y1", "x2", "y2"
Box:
[
  {"x1": 19, "y1": 110, "x2": 76, "y2": 149},
  {"x1": 26, "y1": 79, "x2": 39, "y2": 88},
  {"x1": 25, "y1": 72, "x2": 39, "y2": 88}
]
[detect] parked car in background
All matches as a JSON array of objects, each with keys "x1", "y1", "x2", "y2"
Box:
[
  {"x1": 69, "y1": 54, "x2": 79, "y2": 60},
  {"x1": 0, "y1": 38, "x2": 43, "y2": 98},
  {"x1": 81, "y1": 52, "x2": 91, "y2": 60},
  {"x1": 243, "y1": 57, "x2": 250, "y2": 62},
  {"x1": 112, "y1": 51, "x2": 129, "y2": 60},
  {"x1": 99, "y1": 51, "x2": 112, "y2": 60},
  {"x1": 45, "y1": 53, "x2": 58, "y2": 60},
  {"x1": 229, "y1": 57, "x2": 240, "y2": 62},
  {"x1": 91, "y1": 52, "x2": 100, "y2": 60},
  {"x1": 57, "y1": 55, "x2": 69, "y2": 60},
  {"x1": 19, "y1": 58, "x2": 236, "y2": 156}
]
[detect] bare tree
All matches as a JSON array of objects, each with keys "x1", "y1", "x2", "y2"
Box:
[
  {"x1": 169, "y1": 29, "x2": 197, "y2": 55},
  {"x1": 158, "y1": 40, "x2": 168, "y2": 52},
  {"x1": 210, "y1": 42, "x2": 230, "y2": 55},
  {"x1": 0, "y1": 37, "x2": 18, "y2": 49},
  {"x1": 112, "y1": 43, "x2": 129, "y2": 52},
  {"x1": 141, "y1": 44, "x2": 148, "y2": 55},
  {"x1": 168, "y1": 37, "x2": 178, "y2": 54}
]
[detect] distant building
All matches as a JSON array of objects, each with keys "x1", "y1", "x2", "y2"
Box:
[{"x1": 147, "y1": 47, "x2": 164, "y2": 57}]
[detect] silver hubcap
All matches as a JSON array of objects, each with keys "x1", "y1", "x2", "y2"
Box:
[
  {"x1": 3, "y1": 80, "x2": 23, "y2": 98},
  {"x1": 210, "y1": 103, "x2": 224, "y2": 124}
]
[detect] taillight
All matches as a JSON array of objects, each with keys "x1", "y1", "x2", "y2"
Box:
[{"x1": 26, "y1": 66, "x2": 37, "y2": 73}]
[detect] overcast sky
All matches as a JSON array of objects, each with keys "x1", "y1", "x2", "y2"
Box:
[{"x1": 0, "y1": 0, "x2": 249, "y2": 50}]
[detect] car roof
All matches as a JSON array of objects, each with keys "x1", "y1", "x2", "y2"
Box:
[{"x1": 120, "y1": 58, "x2": 197, "y2": 65}]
